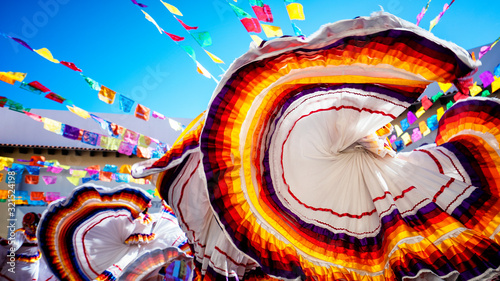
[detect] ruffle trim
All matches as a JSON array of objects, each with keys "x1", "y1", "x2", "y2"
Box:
[
  {"x1": 138, "y1": 212, "x2": 153, "y2": 225},
  {"x1": 16, "y1": 250, "x2": 41, "y2": 263},
  {"x1": 95, "y1": 269, "x2": 118, "y2": 281},
  {"x1": 124, "y1": 233, "x2": 156, "y2": 245}
]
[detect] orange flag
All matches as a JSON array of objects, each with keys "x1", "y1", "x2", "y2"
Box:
[
  {"x1": 98, "y1": 85, "x2": 116, "y2": 104},
  {"x1": 135, "y1": 104, "x2": 151, "y2": 121}
]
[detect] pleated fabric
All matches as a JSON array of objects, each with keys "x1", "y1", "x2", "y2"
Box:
[
  {"x1": 133, "y1": 12, "x2": 500, "y2": 281},
  {"x1": 36, "y1": 184, "x2": 192, "y2": 281}
]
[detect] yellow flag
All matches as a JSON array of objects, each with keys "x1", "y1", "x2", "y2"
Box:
[
  {"x1": 261, "y1": 24, "x2": 283, "y2": 38},
  {"x1": 0, "y1": 72, "x2": 27, "y2": 84},
  {"x1": 42, "y1": 117, "x2": 63, "y2": 134},
  {"x1": 394, "y1": 124, "x2": 403, "y2": 137},
  {"x1": 286, "y1": 3, "x2": 305, "y2": 20},
  {"x1": 204, "y1": 50, "x2": 224, "y2": 64},
  {"x1": 415, "y1": 106, "x2": 426, "y2": 118},
  {"x1": 491, "y1": 76, "x2": 500, "y2": 93},
  {"x1": 98, "y1": 85, "x2": 116, "y2": 104},
  {"x1": 70, "y1": 170, "x2": 87, "y2": 177},
  {"x1": 250, "y1": 35, "x2": 263, "y2": 45},
  {"x1": 67, "y1": 105, "x2": 91, "y2": 119},
  {"x1": 34, "y1": 48, "x2": 60, "y2": 63},
  {"x1": 438, "y1": 82, "x2": 452, "y2": 93},
  {"x1": 120, "y1": 164, "x2": 132, "y2": 174},
  {"x1": 469, "y1": 82, "x2": 482, "y2": 97},
  {"x1": 436, "y1": 107, "x2": 445, "y2": 121},
  {"x1": 0, "y1": 156, "x2": 14, "y2": 170},
  {"x1": 66, "y1": 176, "x2": 80, "y2": 186},
  {"x1": 160, "y1": 1, "x2": 183, "y2": 16},
  {"x1": 196, "y1": 61, "x2": 212, "y2": 78},
  {"x1": 401, "y1": 132, "x2": 412, "y2": 146},
  {"x1": 142, "y1": 10, "x2": 163, "y2": 33},
  {"x1": 419, "y1": 121, "x2": 431, "y2": 137}
]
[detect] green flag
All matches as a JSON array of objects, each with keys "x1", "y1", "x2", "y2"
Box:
[
  {"x1": 191, "y1": 32, "x2": 212, "y2": 47},
  {"x1": 229, "y1": 3, "x2": 251, "y2": 19},
  {"x1": 181, "y1": 45, "x2": 196, "y2": 61},
  {"x1": 81, "y1": 74, "x2": 100, "y2": 91}
]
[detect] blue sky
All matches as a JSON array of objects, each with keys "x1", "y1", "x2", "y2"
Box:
[{"x1": 1, "y1": 0, "x2": 499, "y2": 120}]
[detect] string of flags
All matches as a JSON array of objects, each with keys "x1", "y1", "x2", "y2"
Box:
[
  {"x1": 390, "y1": 66, "x2": 500, "y2": 151},
  {"x1": 0, "y1": 98, "x2": 170, "y2": 159},
  {"x1": 416, "y1": 0, "x2": 432, "y2": 26},
  {"x1": 0, "y1": 33, "x2": 186, "y2": 128},
  {"x1": 429, "y1": 0, "x2": 455, "y2": 31},
  {"x1": 135, "y1": 1, "x2": 223, "y2": 82},
  {"x1": 0, "y1": 155, "x2": 159, "y2": 205}
]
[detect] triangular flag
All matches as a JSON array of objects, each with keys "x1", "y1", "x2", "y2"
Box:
[
  {"x1": 60, "y1": 61, "x2": 82, "y2": 72},
  {"x1": 131, "y1": 0, "x2": 147, "y2": 7},
  {"x1": 191, "y1": 31, "x2": 212, "y2": 47},
  {"x1": 438, "y1": 82, "x2": 452, "y2": 93},
  {"x1": 416, "y1": 0, "x2": 431, "y2": 26},
  {"x1": 394, "y1": 124, "x2": 403, "y2": 137},
  {"x1": 229, "y1": 3, "x2": 252, "y2": 18},
  {"x1": 163, "y1": 31, "x2": 184, "y2": 42},
  {"x1": 204, "y1": 50, "x2": 224, "y2": 64},
  {"x1": 9, "y1": 36, "x2": 34, "y2": 51},
  {"x1": 142, "y1": 10, "x2": 164, "y2": 33},
  {"x1": 45, "y1": 92, "x2": 66, "y2": 103},
  {"x1": 261, "y1": 24, "x2": 283, "y2": 38},
  {"x1": 135, "y1": 104, "x2": 151, "y2": 121},
  {"x1": 196, "y1": 61, "x2": 212, "y2": 78},
  {"x1": 34, "y1": 47, "x2": 59, "y2": 63},
  {"x1": 252, "y1": 4, "x2": 273, "y2": 23},
  {"x1": 181, "y1": 45, "x2": 196, "y2": 61},
  {"x1": 98, "y1": 85, "x2": 116, "y2": 104},
  {"x1": 250, "y1": 35, "x2": 263, "y2": 45},
  {"x1": 67, "y1": 105, "x2": 91, "y2": 119},
  {"x1": 176, "y1": 18, "x2": 198, "y2": 30},
  {"x1": 407, "y1": 111, "x2": 417, "y2": 124},
  {"x1": 286, "y1": 3, "x2": 305, "y2": 20},
  {"x1": 82, "y1": 75, "x2": 100, "y2": 91},
  {"x1": 24, "y1": 111, "x2": 43, "y2": 122},
  {"x1": 291, "y1": 23, "x2": 303, "y2": 36},
  {"x1": 415, "y1": 106, "x2": 426, "y2": 118},
  {"x1": 478, "y1": 45, "x2": 490, "y2": 59},
  {"x1": 160, "y1": 1, "x2": 183, "y2": 16},
  {"x1": 241, "y1": 18, "x2": 261, "y2": 33},
  {"x1": 152, "y1": 111, "x2": 165, "y2": 119}
]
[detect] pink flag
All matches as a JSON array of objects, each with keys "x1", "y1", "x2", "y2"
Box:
[
  {"x1": 124, "y1": 129, "x2": 140, "y2": 145},
  {"x1": 42, "y1": 175, "x2": 57, "y2": 185},
  {"x1": 118, "y1": 141, "x2": 135, "y2": 156},
  {"x1": 152, "y1": 111, "x2": 165, "y2": 119},
  {"x1": 411, "y1": 128, "x2": 422, "y2": 142},
  {"x1": 252, "y1": 4, "x2": 273, "y2": 23},
  {"x1": 389, "y1": 135, "x2": 396, "y2": 143},
  {"x1": 241, "y1": 18, "x2": 261, "y2": 33},
  {"x1": 60, "y1": 61, "x2": 82, "y2": 72},
  {"x1": 421, "y1": 95, "x2": 433, "y2": 110},
  {"x1": 45, "y1": 191, "x2": 61, "y2": 202},
  {"x1": 163, "y1": 31, "x2": 184, "y2": 42},
  {"x1": 47, "y1": 166, "x2": 64, "y2": 174},
  {"x1": 176, "y1": 18, "x2": 198, "y2": 30}
]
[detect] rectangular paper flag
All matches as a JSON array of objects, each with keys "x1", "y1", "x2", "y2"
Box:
[
  {"x1": 98, "y1": 85, "x2": 116, "y2": 104},
  {"x1": 135, "y1": 104, "x2": 151, "y2": 121},
  {"x1": 45, "y1": 92, "x2": 66, "y2": 103},
  {"x1": 161, "y1": 1, "x2": 183, "y2": 16},
  {"x1": 42, "y1": 176, "x2": 57, "y2": 185},
  {"x1": 42, "y1": 118, "x2": 63, "y2": 135},
  {"x1": 67, "y1": 105, "x2": 91, "y2": 119},
  {"x1": 261, "y1": 24, "x2": 283, "y2": 38},
  {"x1": 0, "y1": 72, "x2": 27, "y2": 85},
  {"x1": 286, "y1": 3, "x2": 305, "y2": 20},
  {"x1": 119, "y1": 94, "x2": 135, "y2": 113},
  {"x1": 252, "y1": 4, "x2": 273, "y2": 22},
  {"x1": 241, "y1": 18, "x2": 261, "y2": 33}
]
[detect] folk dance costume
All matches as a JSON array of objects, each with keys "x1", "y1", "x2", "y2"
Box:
[{"x1": 132, "y1": 12, "x2": 500, "y2": 281}]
